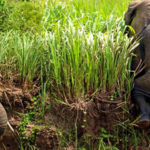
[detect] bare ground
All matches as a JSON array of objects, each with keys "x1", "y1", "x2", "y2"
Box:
[{"x1": 0, "y1": 80, "x2": 150, "y2": 149}]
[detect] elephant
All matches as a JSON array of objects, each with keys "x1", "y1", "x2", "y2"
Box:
[
  {"x1": 125, "y1": 0, "x2": 150, "y2": 128},
  {"x1": 0, "y1": 103, "x2": 7, "y2": 136},
  {"x1": 125, "y1": 0, "x2": 150, "y2": 36}
]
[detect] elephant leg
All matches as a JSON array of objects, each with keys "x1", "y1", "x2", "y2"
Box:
[
  {"x1": 0, "y1": 103, "x2": 7, "y2": 136},
  {"x1": 134, "y1": 95, "x2": 150, "y2": 120},
  {"x1": 132, "y1": 88, "x2": 150, "y2": 128}
]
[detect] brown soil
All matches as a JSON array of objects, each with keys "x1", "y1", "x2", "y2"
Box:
[
  {"x1": 35, "y1": 128, "x2": 58, "y2": 149},
  {"x1": 46, "y1": 92, "x2": 126, "y2": 137},
  {"x1": 0, "y1": 81, "x2": 149, "y2": 150},
  {"x1": 0, "y1": 82, "x2": 59, "y2": 150},
  {"x1": 0, "y1": 80, "x2": 126, "y2": 149}
]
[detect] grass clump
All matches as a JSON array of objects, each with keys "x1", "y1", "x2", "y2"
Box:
[
  {"x1": 0, "y1": 0, "x2": 137, "y2": 101},
  {"x1": 0, "y1": 32, "x2": 42, "y2": 83},
  {"x1": 41, "y1": 1, "x2": 136, "y2": 100}
]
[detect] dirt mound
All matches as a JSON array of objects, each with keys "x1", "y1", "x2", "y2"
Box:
[
  {"x1": 0, "y1": 83, "x2": 59, "y2": 149},
  {"x1": 46, "y1": 94, "x2": 126, "y2": 137},
  {"x1": 35, "y1": 128, "x2": 58, "y2": 149},
  {"x1": 0, "y1": 83, "x2": 127, "y2": 149},
  {"x1": 1, "y1": 126, "x2": 59, "y2": 150}
]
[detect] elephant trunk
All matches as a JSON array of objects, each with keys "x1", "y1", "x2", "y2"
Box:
[{"x1": 0, "y1": 103, "x2": 7, "y2": 136}]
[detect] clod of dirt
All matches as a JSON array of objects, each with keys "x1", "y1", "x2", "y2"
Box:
[{"x1": 35, "y1": 128, "x2": 58, "y2": 150}]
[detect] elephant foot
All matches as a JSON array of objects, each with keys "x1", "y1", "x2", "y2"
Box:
[
  {"x1": 134, "y1": 114, "x2": 150, "y2": 129},
  {"x1": 131, "y1": 92, "x2": 150, "y2": 128}
]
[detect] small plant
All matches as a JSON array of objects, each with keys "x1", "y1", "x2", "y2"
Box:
[
  {"x1": 18, "y1": 113, "x2": 37, "y2": 149},
  {"x1": 98, "y1": 128, "x2": 118, "y2": 150},
  {"x1": 18, "y1": 96, "x2": 46, "y2": 149}
]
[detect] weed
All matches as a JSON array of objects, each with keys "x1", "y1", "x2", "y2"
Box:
[{"x1": 18, "y1": 96, "x2": 46, "y2": 149}]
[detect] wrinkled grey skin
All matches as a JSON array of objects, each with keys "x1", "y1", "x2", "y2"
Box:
[
  {"x1": 125, "y1": 0, "x2": 150, "y2": 35},
  {"x1": 125, "y1": 0, "x2": 150, "y2": 127},
  {"x1": 125, "y1": 0, "x2": 150, "y2": 70},
  {"x1": 0, "y1": 103, "x2": 7, "y2": 136}
]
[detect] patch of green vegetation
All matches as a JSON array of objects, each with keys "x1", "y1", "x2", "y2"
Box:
[
  {"x1": 0, "y1": 18, "x2": 136, "y2": 100},
  {"x1": 0, "y1": 0, "x2": 11, "y2": 31},
  {"x1": 0, "y1": 0, "x2": 134, "y2": 101},
  {"x1": 18, "y1": 96, "x2": 46, "y2": 149},
  {"x1": 57, "y1": 127, "x2": 119, "y2": 150},
  {"x1": 8, "y1": 2, "x2": 43, "y2": 33},
  {"x1": 0, "y1": 0, "x2": 43, "y2": 33}
]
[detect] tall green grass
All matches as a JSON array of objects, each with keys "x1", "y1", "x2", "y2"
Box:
[
  {"x1": 0, "y1": 0, "x2": 137, "y2": 101},
  {"x1": 55, "y1": 0, "x2": 130, "y2": 17},
  {"x1": 0, "y1": 32, "x2": 41, "y2": 82}
]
